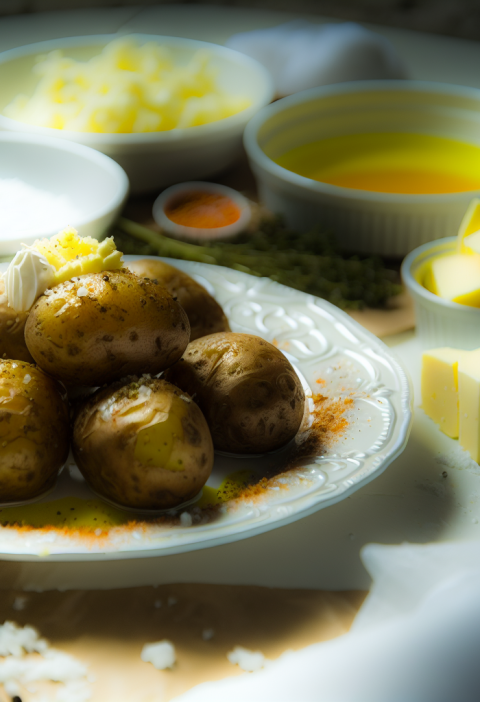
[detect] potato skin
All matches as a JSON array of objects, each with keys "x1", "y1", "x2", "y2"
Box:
[
  {"x1": 165, "y1": 332, "x2": 306, "y2": 454},
  {"x1": 24, "y1": 269, "x2": 190, "y2": 387},
  {"x1": 128, "y1": 258, "x2": 230, "y2": 341},
  {"x1": 72, "y1": 377, "x2": 214, "y2": 510},
  {"x1": 0, "y1": 279, "x2": 33, "y2": 363},
  {"x1": 0, "y1": 360, "x2": 69, "y2": 502}
]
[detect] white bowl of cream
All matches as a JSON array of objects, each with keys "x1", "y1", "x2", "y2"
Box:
[{"x1": 0, "y1": 132, "x2": 129, "y2": 255}]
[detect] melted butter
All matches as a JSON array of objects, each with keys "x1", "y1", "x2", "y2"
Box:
[
  {"x1": 195, "y1": 470, "x2": 257, "y2": 509},
  {"x1": 195, "y1": 486, "x2": 221, "y2": 508},
  {"x1": 0, "y1": 394, "x2": 31, "y2": 413},
  {"x1": 0, "y1": 469, "x2": 265, "y2": 531},
  {"x1": 274, "y1": 133, "x2": 480, "y2": 194},
  {"x1": 0, "y1": 497, "x2": 128, "y2": 529},
  {"x1": 134, "y1": 395, "x2": 186, "y2": 471}
]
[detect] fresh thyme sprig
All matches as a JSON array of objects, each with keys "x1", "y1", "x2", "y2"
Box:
[{"x1": 113, "y1": 216, "x2": 401, "y2": 310}]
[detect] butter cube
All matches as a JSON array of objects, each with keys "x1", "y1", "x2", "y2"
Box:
[
  {"x1": 459, "y1": 350, "x2": 480, "y2": 462},
  {"x1": 429, "y1": 253, "x2": 480, "y2": 306},
  {"x1": 462, "y1": 229, "x2": 480, "y2": 255},
  {"x1": 421, "y1": 348, "x2": 467, "y2": 438},
  {"x1": 458, "y1": 198, "x2": 480, "y2": 252}
]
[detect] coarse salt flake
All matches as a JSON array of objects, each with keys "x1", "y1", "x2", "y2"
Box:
[
  {"x1": 227, "y1": 646, "x2": 266, "y2": 672},
  {"x1": 141, "y1": 640, "x2": 176, "y2": 670},
  {"x1": 23, "y1": 374, "x2": 31, "y2": 384},
  {"x1": 76, "y1": 286, "x2": 88, "y2": 297},
  {"x1": 0, "y1": 621, "x2": 90, "y2": 701},
  {"x1": 12, "y1": 596, "x2": 28, "y2": 612},
  {"x1": 180, "y1": 512, "x2": 192, "y2": 527}
]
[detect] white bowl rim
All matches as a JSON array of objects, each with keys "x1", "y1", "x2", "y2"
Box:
[
  {"x1": 243, "y1": 79, "x2": 480, "y2": 205},
  {"x1": 0, "y1": 131, "x2": 129, "y2": 242},
  {"x1": 152, "y1": 180, "x2": 251, "y2": 240},
  {"x1": 401, "y1": 235, "x2": 480, "y2": 314},
  {"x1": 0, "y1": 33, "x2": 275, "y2": 145}
]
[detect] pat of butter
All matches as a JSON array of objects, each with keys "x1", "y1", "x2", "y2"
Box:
[
  {"x1": 458, "y1": 198, "x2": 480, "y2": 252},
  {"x1": 421, "y1": 348, "x2": 469, "y2": 438},
  {"x1": 428, "y1": 253, "x2": 480, "y2": 306},
  {"x1": 462, "y1": 229, "x2": 480, "y2": 255},
  {"x1": 458, "y1": 349, "x2": 480, "y2": 462},
  {"x1": 34, "y1": 226, "x2": 123, "y2": 286}
]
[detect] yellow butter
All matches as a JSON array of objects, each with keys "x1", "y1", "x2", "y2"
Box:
[
  {"x1": 458, "y1": 350, "x2": 480, "y2": 462},
  {"x1": 458, "y1": 198, "x2": 480, "y2": 252},
  {"x1": 33, "y1": 226, "x2": 123, "y2": 285},
  {"x1": 462, "y1": 230, "x2": 480, "y2": 255},
  {"x1": 428, "y1": 253, "x2": 480, "y2": 306},
  {"x1": 421, "y1": 348, "x2": 468, "y2": 438}
]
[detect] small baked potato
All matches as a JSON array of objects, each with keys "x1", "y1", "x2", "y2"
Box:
[
  {"x1": 72, "y1": 377, "x2": 214, "y2": 510},
  {"x1": 165, "y1": 332, "x2": 306, "y2": 454},
  {"x1": 0, "y1": 279, "x2": 33, "y2": 363},
  {"x1": 24, "y1": 269, "x2": 190, "y2": 387},
  {"x1": 128, "y1": 258, "x2": 230, "y2": 341},
  {"x1": 0, "y1": 360, "x2": 69, "y2": 502}
]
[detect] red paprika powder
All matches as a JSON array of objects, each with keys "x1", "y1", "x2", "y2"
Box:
[{"x1": 165, "y1": 192, "x2": 241, "y2": 229}]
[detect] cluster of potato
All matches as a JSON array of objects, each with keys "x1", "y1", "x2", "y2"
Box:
[{"x1": 0, "y1": 258, "x2": 305, "y2": 510}]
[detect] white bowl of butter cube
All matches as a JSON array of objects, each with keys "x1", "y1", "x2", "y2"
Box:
[
  {"x1": 402, "y1": 199, "x2": 480, "y2": 350},
  {"x1": 0, "y1": 132, "x2": 129, "y2": 256},
  {"x1": 0, "y1": 34, "x2": 274, "y2": 194}
]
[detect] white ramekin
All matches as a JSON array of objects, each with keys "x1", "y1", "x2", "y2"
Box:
[
  {"x1": 401, "y1": 237, "x2": 480, "y2": 350},
  {"x1": 244, "y1": 81, "x2": 480, "y2": 257}
]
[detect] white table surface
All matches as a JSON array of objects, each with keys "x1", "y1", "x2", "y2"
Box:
[{"x1": 1, "y1": 5, "x2": 480, "y2": 591}]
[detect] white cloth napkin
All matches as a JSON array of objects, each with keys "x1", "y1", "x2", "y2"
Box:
[
  {"x1": 172, "y1": 540, "x2": 480, "y2": 702},
  {"x1": 226, "y1": 21, "x2": 407, "y2": 98}
]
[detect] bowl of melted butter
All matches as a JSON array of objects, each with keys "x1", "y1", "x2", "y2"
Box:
[{"x1": 244, "y1": 81, "x2": 480, "y2": 256}]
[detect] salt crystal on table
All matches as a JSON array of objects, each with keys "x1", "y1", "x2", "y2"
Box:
[
  {"x1": 141, "y1": 640, "x2": 176, "y2": 670},
  {"x1": 12, "y1": 596, "x2": 28, "y2": 611},
  {"x1": 227, "y1": 646, "x2": 266, "y2": 672}
]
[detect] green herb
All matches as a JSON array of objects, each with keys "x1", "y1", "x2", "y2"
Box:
[{"x1": 113, "y1": 216, "x2": 401, "y2": 310}]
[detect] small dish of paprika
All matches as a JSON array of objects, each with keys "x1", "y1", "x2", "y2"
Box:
[{"x1": 153, "y1": 181, "x2": 251, "y2": 242}]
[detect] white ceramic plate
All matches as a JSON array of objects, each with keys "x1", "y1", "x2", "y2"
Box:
[{"x1": 0, "y1": 257, "x2": 412, "y2": 560}]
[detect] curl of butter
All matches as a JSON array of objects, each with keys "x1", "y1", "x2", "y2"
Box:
[
  {"x1": 3, "y1": 226, "x2": 124, "y2": 313},
  {"x1": 3, "y1": 246, "x2": 56, "y2": 313}
]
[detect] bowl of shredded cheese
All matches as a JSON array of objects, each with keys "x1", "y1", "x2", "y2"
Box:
[{"x1": 0, "y1": 34, "x2": 274, "y2": 194}]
